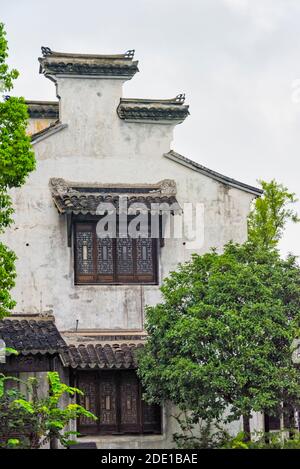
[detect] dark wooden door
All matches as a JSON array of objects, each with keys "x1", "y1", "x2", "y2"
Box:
[
  {"x1": 77, "y1": 372, "x2": 99, "y2": 434},
  {"x1": 119, "y1": 371, "x2": 140, "y2": 433},
  {"x1": 99, "y1": 372, "x2": 118, "y2": 433},
  {"x1": 77, "y1": 371, "x2": 161, "y2": 435}
]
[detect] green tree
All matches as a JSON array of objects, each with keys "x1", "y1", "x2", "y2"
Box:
[
  {"x1": 138, "y1": 180, "x2": 300, "y2": 443},
  {"x1": 248, "y1": 179, "x2": 299, "y2": 249},
  {"x1": 0, "y1": 23, "x2": 35, "y2": 318},
  {"x1": 0, "y1": 371, "x2": 97, "y2": 449}
]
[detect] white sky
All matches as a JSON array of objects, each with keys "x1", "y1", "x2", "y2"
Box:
[{"x1": 2, "y1": 0, "x2": 300, "y2": 256}]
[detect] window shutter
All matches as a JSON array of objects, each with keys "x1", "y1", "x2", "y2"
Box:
[
  {"x1": 74, "y1": 223, "x2": 96, "y2": 283},
  {"x1": 116, "y1": 237, "x2": 134, "y2": 282},
  {"x1": 96, "y1": 237, "x2": 114, "y2": 283},
  {"x1": 119, "y1": 372, "x2": 139, "y2": 432},
  {"x1": 99, "y1": 372, "x2": 118, "y2": 433},
  {"x1": 78, "y1": 373, "x2": 98, "y2": 434},
  {"x1": 136, "y1": 237, "x2": 156, "y2": 282}
]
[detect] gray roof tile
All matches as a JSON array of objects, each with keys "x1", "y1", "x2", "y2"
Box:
[
  {"x1": 49, "y1": 178, "x2": 181, "y2": 215},
  {"x1": 25, "y1": 100, "x2": 59, "y2": 119},
  {"x1": 117, "y1": 95, "x2": 189, "y2": 123},
  {"x1": 60, "y1": 343, "x2": 144, "y2": 369},
  {"x1": 0, "y1": 319, "x2": 67, "y2": 355},
  {"x1": 39, "y1": 48, "x2": 139, "y2": 79}
]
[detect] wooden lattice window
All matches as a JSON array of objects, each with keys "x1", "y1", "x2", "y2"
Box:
[{"x1": 74, "y1": 222, "x2": 158, "y2": 285}]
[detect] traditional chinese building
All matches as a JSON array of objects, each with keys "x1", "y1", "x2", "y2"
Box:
[{"x1": 0, "y1": 48, "x2": 263, "y2": 448}]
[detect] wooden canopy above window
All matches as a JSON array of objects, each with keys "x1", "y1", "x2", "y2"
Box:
[{"x1": 49, "y1": 178, "x2": 181, "y2": 217}]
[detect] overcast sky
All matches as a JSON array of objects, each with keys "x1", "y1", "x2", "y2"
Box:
[{"x1": 2, "y1": 0, "x2": 300, "y2": 256}]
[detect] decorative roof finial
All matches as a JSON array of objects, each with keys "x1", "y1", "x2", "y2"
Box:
[
  {"x1": 124, "y1": 49, "x2": 135, "y2": 59},
  {"x1": 175, "y1": 93, "x2": 185, "y2": 104},
  {"x1": 41, "y1": 47, "x2": 52, "y2": 57}
]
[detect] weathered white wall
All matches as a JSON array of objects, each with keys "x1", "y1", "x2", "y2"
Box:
[
  {"x1": 0, "y1": 73, "x2": 259, "y2": 448},
  {"x1": 2, "y1": 75, "x2": 254, "y2": 332},
  {"x1": 27, "y1": 117, "x2": 56, "y2": 136},
  {"x1": 72, "y1": 404, "x2": 255, "y2": 449}
]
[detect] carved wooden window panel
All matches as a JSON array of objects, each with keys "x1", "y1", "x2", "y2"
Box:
[
  {"x1": 116, "y1": 238, "x2": 134, "y2": 275},
  {"x1": 75, "y1": 224, "x2": 94, "y2": 277},
  {"x1": 74, "y1": 221, "x2": 158, "y2": 285},
  {"x1": 97, "y1": 236, "x2": 114, "y2": 280},
  {"x1": 136, "y1": 238, "x2": 153, "y2": 274},
  {"x1": 120, "y1": 376, "x2": 139, "y2": 432},
  {"x1": 99, "y1": 375, "x2": 118, "y2": 432},
  {"x1": 77, "y1": 371, "x2": 161, "y2": 435},
  {"x1": 77, "y1": 373, "x2": 98, "y2": 433}
]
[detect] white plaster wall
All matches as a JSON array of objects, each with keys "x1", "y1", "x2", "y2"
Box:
[
  {"x1": 27, "y1": 118, "x2": 57, "y2": 136},
  {"x1": 2, "y1": 76, "x2": 254, "y2": 331},
  {"x1": 75, "y1": 405, "x2": 260, "y2": 449}
]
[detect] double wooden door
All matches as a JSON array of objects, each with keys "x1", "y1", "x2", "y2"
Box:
[{"x1": 77, "y1": 370, "x2": 161, "y2": 435}]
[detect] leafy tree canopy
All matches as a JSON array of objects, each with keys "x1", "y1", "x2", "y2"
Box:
[
  {"x1": 138, "y1": 180, "x2": 300, "y2": 437},
  {"x1": 248, "y1": 179, "x2": 299, "y2": 249},
  {"x1": 138, "y1": 244, "x2": 300, "y2": 423},
  {"x1": 0, "y1": 23, "x2": 35, "y2": 318}
]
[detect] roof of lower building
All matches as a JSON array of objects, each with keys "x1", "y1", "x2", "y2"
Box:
[
  {"x1": 117, "y1": 94, "x2": 189, "y2": 123},
  {"x1": 60, "y1": 343, "x2": 144, "y2": 369},
  {"x1": 39, "y1": 47, "x2": 139, "y2": 80},
  {"x1": 0, "y1": 319, "x2": 67, "y2": 355},
  {"x1": 31, "y1": 121, "x2": 67, "y2": 144},
  {"x1": 164, "y1": 150, "x2": 263, "y2": 196},
  {"x1": 25, "y1": 100, "x2": 59, "y2": 119},
  {"x1": 49, "y1": 178, "x2": 181, "y2": 215}
]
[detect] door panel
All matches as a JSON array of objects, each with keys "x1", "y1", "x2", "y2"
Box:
[
  {"x1": 99, "y1": 373, "x2": 118, "y2": 433},
  {"x1": 119, "y1": 372, "x2": 139, "y2": 432},
  {"x1": 77, "y1": 372, "x2": 98, "y2": 434},
  {"x1": 76, "y1": 371, "x2": 161, "y2": 435}
]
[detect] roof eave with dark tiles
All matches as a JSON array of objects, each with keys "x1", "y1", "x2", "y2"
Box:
[
  {"x1": 38, "y1": 48, "x2": 139, "y2": 80},
  {"x1": 49, "y1": 178, "x2": 181, "y2": 215},
  {"x1": 25, "y1": 100, "x2": 59, "y2": 119},
  {"x1": 117, "y1": 96, "x2": 189, "y2": 123},
  {"x1": 52, "y1": 194, "x2": 181, "y2": 216},
  {"x1": 40, "y1": 62, "x2": 139, "y2": 79},
  {"x1": 117, "y1": 106, "x2": 189, "y2": 123},
  {"x1": 0, "y1": 319, "x2": 67, "y2": 355},
  {"x1": 60, "y1": 343, "x2": 144, "y2": 370}
]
